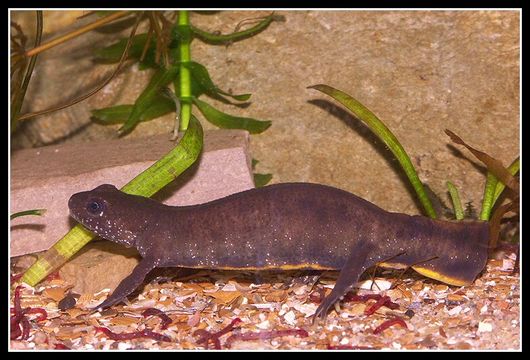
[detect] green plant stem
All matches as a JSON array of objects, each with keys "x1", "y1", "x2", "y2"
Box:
[
  {"x1": 21, "y1": 116, "x2": 203, "y2": 287},
  {"x1": 446, "y1": 181, "x2": 464, "y2": 220},
  {"x1": 178, "y1": 10, "x2": 192, "y2": 131}
]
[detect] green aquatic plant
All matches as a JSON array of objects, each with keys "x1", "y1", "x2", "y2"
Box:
[
  {"x1": 10, "y1": 209, "x2": 46, "y2": 220},
  {"x1": 91, "y1": 11, "x2": 281, "y2": 136},
  {"x1": 309, "y1": 84, "x2": 437, "y2": 219},
  {"x1": 309, "y1": 84, "x2": 519, "y2": 226},
  {"x1": 446, "y1": 181, "x2": 464, "y2": 221},
  {"x1": 17, "y1": 11, "x2": 282, "y2": 286},
  {"x1": 252, "y1": 159, "x2": 273, "y2": 188},
  {"x1": 12, "y1": 11, "x2": 133, "y2": 126},
  {"x1": 10, "y1": 11, "x2": 43, "y2": 133}
]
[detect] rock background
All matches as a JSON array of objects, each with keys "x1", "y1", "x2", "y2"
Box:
[{"x1": 11, "y1": 10, "x2": 520, "y2": 215}]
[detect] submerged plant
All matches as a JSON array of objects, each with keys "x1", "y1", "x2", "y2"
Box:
[
  {"x1": 18, "y1": 11, "x2": 282, "y2": 287},
  {"x1": 90, "y1": 11, "x2": 282, "y2": 137},
  {"x1": 308, "y1": 84, "x2": 437, "y2": 219},
  {"x1": 10, "y1": 209, "x2": 46, "y2": 220},
  {"x1": 10, "y1": 11, "x2": 43, "y2": 133},
  {"x1": 309, "y1": 84, "x2": 519, "y2": 240}
]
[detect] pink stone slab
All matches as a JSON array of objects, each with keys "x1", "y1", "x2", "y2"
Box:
[{"x1": 10, "y1": 130, "x2": 254, "y2": 257}]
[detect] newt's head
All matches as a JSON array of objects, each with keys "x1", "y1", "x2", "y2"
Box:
[{"x1": 68, "y1": 184, "x2": 155, "y2": 248}]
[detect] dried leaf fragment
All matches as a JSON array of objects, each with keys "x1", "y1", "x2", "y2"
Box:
[{"x1": 207, "y1": 291, "x2": 242, "y2": 305}]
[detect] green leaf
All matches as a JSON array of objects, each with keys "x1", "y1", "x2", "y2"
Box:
[
  {"x1": 95, "y1": 33, "x2": 156, "y2": 67},
  {"x1": 119, "y1": 65, "x2": 179, "y2": 135},
  {"x1": 22, "y1": 116, "x2": 204, "y2": 287},
  {"x1": 254, "y1": 173, "x2": 272, "y2": 188},
  {"x1": 492, "y1": 157, "x2": 520, "y2": 206},
  {"x1": 184, "y1": 61, "x2": 251, "y2": 102},
  {"x1": 480, "y1": 173, "x2": 498, "y2": 221},
  {"x1": 193, "y1": 97, "x2": 271, "y2": 134},
  {"x1": 473, "y1": 155, "x2": 520, "y2": 221},
  {"x1": 91, "y1": 97, "x2": 175, "y2": 125},
  {"x1": 478, "y1": 156, "x2": 520, "y2": 221},
  {"x1": 95, "y1": 32, "x2": 158, "y2": 70},
  {"x1": 10, "y1": 209, "x2": 46, "y2": 220},
  {"x1": 309, "y1": 84, "x2": 437, "y2": 219},
  {"x1": 446, "y1": 181, "x2": 464, "y2": 220},
  {"x1": 191, "y1": 13, "x2": 284, "y2": 45},
  {"x1": 445, "y1": 130, "x2": 519, "y2": 221},
  {"x1": 251, "y1": 158, "x2": 272, "y2": 187}
]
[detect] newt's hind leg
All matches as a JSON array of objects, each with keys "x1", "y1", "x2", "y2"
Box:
[{"x1": 312, "y1": 243, "x2": 375, "y2": 323}]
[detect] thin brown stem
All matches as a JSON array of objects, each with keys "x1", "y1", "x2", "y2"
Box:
[
  {"x1": 139, "y1": 26, "x2": 153, "y2": 63},
  {"x1": 148, "y1": 12, "x2": 169, "y2": 67},
  {"x1": 17, "y1": 12, "x2": 143, "y2": 122},
  {"x1": 25, "y1": 11, "x2": 131, "y2": 57}
]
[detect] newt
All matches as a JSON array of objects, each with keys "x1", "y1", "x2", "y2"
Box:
[{"x1": 68, "y1": 182, "x2": 490, "y2": 321}]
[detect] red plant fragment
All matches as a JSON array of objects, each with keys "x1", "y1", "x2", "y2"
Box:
[
  {"x1": 10, "y1": 285, "x2": 49, "y2": 341},
  {"x1": 54, "y1": 343, "x2": 70, "y2": 350},
  {"x1": 313, "y1": 291, "x2": 401, "y2": 318},
  {"x1": 373, "y1": 316, "x2": 408, "y2": 334},
  {"x1": 309, "y1": 288, "x2": 326, "y2": 303},
  {"x1": 364, "y1": 295, "x2": 399, "y2": 316},
  {"x1": 45, "y1": 270, "x2": 62, "y2": 281},
  {"x1": 10, "y1": 272, "x2": 24, "y2": 283},
  {"x1": 13, "y1": 285, "x2": 23, "y2": 311},
  {"x1": 95, "y1": 326, "x2": 171, "y2": 342},
  {"x1": 343, "y1": 293, "x2": 383, "y2": 303},
  {"x1": 25, "y1": 307, "x2": 48, "y2": 322},
  {"x1": 225, "y1": 328, "x2": 309, "y2": 348},
  {"x1": 142, "y1": 308, "x2": 172, "y2": 329},
  {"x1": 194, "y1": 317, "x2": 242, "y2": 349}
]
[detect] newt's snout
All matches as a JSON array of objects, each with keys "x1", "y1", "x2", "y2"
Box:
[{"x1": 68, "y1": 192, "x2": 84, "y2": 220}]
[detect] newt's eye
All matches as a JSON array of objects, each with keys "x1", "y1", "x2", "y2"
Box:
[{"x1": 86, "y1": 199, "x2": 105, "y2": 215}]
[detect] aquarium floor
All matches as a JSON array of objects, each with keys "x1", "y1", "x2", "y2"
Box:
[{"x1": 10, "y1": 248, "x2": 519, "y2": 351}]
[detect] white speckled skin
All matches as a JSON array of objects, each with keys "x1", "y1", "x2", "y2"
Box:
[{"x1": 68, "y1": 182, "x2": 490, "y2": 318}]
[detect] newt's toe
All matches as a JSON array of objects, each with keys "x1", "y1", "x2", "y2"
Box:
[{"x1": 312, "y1": 303, "x2": 331, "y2": 324}]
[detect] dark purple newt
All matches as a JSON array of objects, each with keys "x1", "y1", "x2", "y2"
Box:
[{"x1": 68, "y1": 183, "x2": 490, "y2": 321}]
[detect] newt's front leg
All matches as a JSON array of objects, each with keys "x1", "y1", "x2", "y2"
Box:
[
  {"x1": 312, "y1": 242, "x2": 375, "y2": 323},
  {"x1": 93, "y1": 257, "x2": 159, "y2": 310}
]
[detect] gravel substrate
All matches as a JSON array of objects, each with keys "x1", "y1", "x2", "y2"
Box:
[{"x1": 10, "y1": 251, "x2": 520, "y2": 350}]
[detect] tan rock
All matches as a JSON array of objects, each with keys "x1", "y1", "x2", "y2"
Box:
[
  {"x1": 10, "y1": 130, "x2": 254, "y2": 256},
  {"x1": 58, "y1": 241, "x2": 141, "y2": 295}
]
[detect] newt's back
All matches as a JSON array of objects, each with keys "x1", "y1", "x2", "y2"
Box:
[{"x1": 166, "y1": 183, "x2": 388, "y2": 270}]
